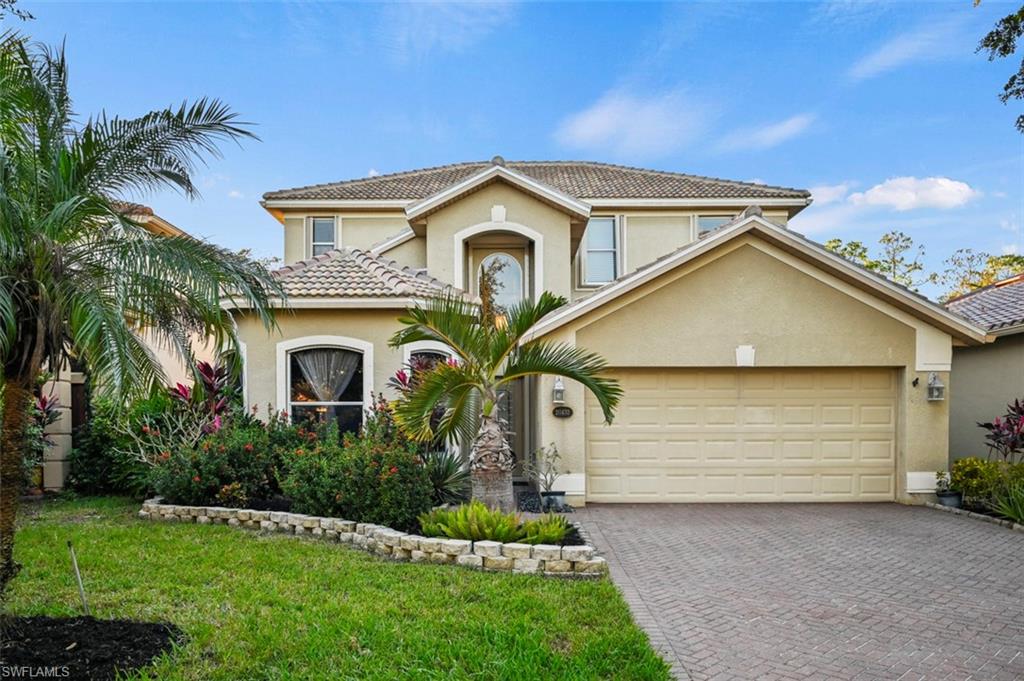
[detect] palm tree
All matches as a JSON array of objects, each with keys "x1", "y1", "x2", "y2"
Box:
[
  {"x1": 388, "y1": 289, "x2": 622, "y2": 511},
  {"x1": 0, "y1": 35, "x2": 281, "y2": 598}
]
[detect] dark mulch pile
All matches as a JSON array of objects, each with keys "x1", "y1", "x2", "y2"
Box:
[
  {"x1": 0, "y1": 615, "x2": 183, "y2": 681},
  {"x1": 245, "y1": 495, "x2": 292, "y2": 512},
  {"x1": 515, "y1": 489, "x2": 574, "y2": 514}
]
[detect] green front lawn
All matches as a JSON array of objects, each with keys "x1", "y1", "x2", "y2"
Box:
[{"x1": 7, "y1": 497, "x2": 669, "y2": 680}]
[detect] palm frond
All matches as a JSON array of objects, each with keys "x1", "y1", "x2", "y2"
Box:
[
  {"x1": 500, "y1": 341, "x2": 622, "y2": 424},
  {"x1": 392, "y1": 363, "x2": 480, "y2": 442}
]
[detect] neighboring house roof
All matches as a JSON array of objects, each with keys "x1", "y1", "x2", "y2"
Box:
[
  {"x1": 112, "y1": 200, "x2": 187, "y2": 237},
  {"x1": 945, "y1": 274, "x2": 1024, "y2": 335},
  {"x1": 271, "y1": 246, "x2": 461, "y2": 302},
  {"x1": 262, "y1": 158, "x2": 811, "y2": 205},
  {"x1": 522, "y1": 208, "x2": 990, "y2": 346}
]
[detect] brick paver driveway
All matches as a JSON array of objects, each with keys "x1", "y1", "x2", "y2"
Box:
[{"x1": 575, "y1": 504, "x2": 1024, "y2": 681}]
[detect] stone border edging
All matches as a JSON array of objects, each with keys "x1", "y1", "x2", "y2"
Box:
[
  {"x1": 138, "y1": 500, "x2": 608, "y2": 578},
  {"x1": 924, "y1": 501, "x2": 1024, "y2": 533}
]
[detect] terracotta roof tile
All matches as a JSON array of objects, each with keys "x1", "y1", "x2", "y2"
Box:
[
  {"x1": 273, "y1": 247, "x2": 463, "y2": 299},
  {"x1": 263, "y1": 160, "x2": 810, "y2": 202},
  {"x1": 945, "y1": 275, "x2": 1024, "y2": 332}
]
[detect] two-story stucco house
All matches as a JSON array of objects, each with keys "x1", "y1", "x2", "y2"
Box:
[{"x1": 230, "y1": 157, "x2": 989, "y2": 506}]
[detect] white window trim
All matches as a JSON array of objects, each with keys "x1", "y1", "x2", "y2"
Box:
[
  {"x1": 578, "y1": 215, "x2": 620, "y2": 289},
  {"x1": 275, "y1": 335, "x2": 374, "y2": 420},
  {"x1": 238, "y1": 340, "x2": 248, "y2": 411},
  {"x1": 402, "y1": 340, "x2": 454, "y2": 365},
  {"x1": 453, "y1": 221, "x2": 544, "y2": 301},
  {"x1": 308, "y1": 216, "x2": 339, "y2": 258}
]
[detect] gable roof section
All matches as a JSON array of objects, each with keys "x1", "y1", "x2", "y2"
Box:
[
  {"x1": 522, "y1": 211, "x2": 990, "y2": 345},
  {"x1": 405, "y1": 164, "x2": 591, "y2": 222},
  {"x1": 262, "y1": 160, "x2": 812, "y2": 207},
  {"x1": 945, "y1": 274, "x2": 1024, "y2": 335},
  {"x1": 270, "y1": 247, "x2": 461, "y2": 304}
]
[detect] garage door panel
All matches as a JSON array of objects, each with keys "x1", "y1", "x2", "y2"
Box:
[{"x1": 586, "y1": 368, "x2": 896, "y2": 502}]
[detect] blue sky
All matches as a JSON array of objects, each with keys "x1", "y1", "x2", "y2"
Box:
[{"x1": 16, "y1": 0, "x2": 1024, "y2": 298}]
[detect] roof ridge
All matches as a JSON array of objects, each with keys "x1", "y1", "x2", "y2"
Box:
[
  {"x1": 262, "y1": 161, "x2": 488, "y2": 200},
  {"x1": 504, "y1": 160, "x2": 811, "y2": 197}
]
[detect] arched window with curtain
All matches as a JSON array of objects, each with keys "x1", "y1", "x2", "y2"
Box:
[{"x1": 288, "y1": 347, "x2": 364, "y2": 436}]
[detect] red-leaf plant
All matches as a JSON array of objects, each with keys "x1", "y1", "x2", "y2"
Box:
[{"x1": 978, "y1": 399, "x2": 1024, "y2": 464}]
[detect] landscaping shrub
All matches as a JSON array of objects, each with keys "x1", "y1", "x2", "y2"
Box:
[
  {"x1": 280, "y1": 407, "x2": 433, "y2": 531},
  {"x1": 421, "y1": 449, "x2": 470, "y2": 506},
  {"x1": 992, "y1": 482, "x2": 1024, "y2": 524},
  {"x1": 418, "y1": 501, "x2": 570, "y2": 545},
  {"x1": 950, "y1": 457, "x2": 1002, "y2": 502},
  {"x1": 67, "y1": 397, "x2": 151, "y2": 497},
  {"x1": 149, "y1": 420, "x2": 276, "y2": 507},
  {"x1": 522, "y1": 514, "x2": 571, "y2": 545},
  {"x1": 978, "y1": 399, "x2": 1024, "y2": 464}
]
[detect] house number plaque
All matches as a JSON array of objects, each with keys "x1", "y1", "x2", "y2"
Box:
[{"x1": 552, "y1": 406, "x2": 573, "y2": 418}]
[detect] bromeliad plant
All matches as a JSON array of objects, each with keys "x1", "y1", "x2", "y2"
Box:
[
  {"x1": 389, "y1": 289, "x2": 622, "y2": 511},
  {"x1": 0, "y1": 35, "x2": 280, "y2": 599},
  {"x1": 418, "y1": 501, "x2": 571, "y2": 545}
]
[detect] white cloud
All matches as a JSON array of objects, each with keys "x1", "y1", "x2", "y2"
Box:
[
  {"x1": 1002, "y1": 244, "x2": 1019, "y2": 255},
  {"x1": 848, "y1": 176, "x2": 979, "y2": 211},
  {"x1": 379, "y1": 2, "x2": 516, "y2": 62},
  {"x1": 367, "y1": 169, "x2": 381, "y2": 177},
  {"x1": 746, "y1": 178, "x2": 766, "y2": 185},
  {"x1": 719, "y1": 113, "x2": 816, "y2": 151},
  {"x1": 227, "y1": 190, "x2": 244, "y2": 199},
  {"x1": 847, "y1": 18, "x2": 961, "y2": 82},
  {"x1": 809, "y1": 182, "x2": 854, "y2": 206},
  {"x1": 554, "y1": 88, "x2": 713, "y2": 158}
]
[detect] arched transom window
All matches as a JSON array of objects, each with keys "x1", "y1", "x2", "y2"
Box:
[
  {"x1": 288, "y1": 347, "x2": 364, "y2": 436},
  {"x1": 478, "y1": 252, "x2": 523, "y2": 311}
]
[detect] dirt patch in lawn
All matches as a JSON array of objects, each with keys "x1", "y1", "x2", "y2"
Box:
[{"x1": 0, "y1": 615, "x2": 183, "y2": 680}]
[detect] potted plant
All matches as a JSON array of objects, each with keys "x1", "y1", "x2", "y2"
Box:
[
  {"x1": 935, "y1": 471, "x2": 962, "y2": 508},
  {"x1": 525, "y1": 443, "x2": 566, "y2": 511}
]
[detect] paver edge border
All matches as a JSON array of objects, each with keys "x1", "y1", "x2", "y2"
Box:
[
  {"x1": 138, "y1": 498, "x2": 608, "y2": 578},
  {"x1": 923, "y1": 501, "x2": 1024, "y2": 533}
]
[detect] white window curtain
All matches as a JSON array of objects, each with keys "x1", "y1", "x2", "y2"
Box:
[{"x1": 293, "y1": 349, "x2": 361, "y2": 402}]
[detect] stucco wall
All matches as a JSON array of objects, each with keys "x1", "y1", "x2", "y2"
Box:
[
  {"x1": 236, "y1": 308, "x2": 407, "y2": 414},
  {"x1": 622, "y1": 214, "x2": 693, "y2": 274},
  {"x1": 381, "y1": 235, "x2": 426, "y2": 269},
  {"x1": 949, "y1": 333, "x2": 1024, "y2": 461},
  {"x1": 342, "y1": 217, "x2": 411, "y2": 251},
  {"x1": 535, "y1": 236, "x2": 952, "y2": 503},
  {"x1": 283, "y1": 217, "x2": 305, "y2": 264},
  {"x1": 423, "y1": 183, "x2": 573, "y2": 299}
]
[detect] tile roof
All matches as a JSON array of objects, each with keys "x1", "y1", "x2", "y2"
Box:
[
  {"x1": 944, "y1": 275, "x2": 1024, "y2": 332},
  {"x1": 263, "y1": 159, "x2": 810, "y2": 202},
  {"x1": 272, "y1": 247, "x2": 461, "y2": 299}
]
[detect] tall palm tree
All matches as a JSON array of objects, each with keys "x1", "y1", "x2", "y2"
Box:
[
  {"x1": 389, "y1": 290, "x2": 622, "y2": 511},
  {"x1": 0, "y1": 35, "x2": 281, "y2": 598}
]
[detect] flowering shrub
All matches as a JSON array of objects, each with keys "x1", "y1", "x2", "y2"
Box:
[
  {"x1": 149, "y1": 420, "x2": 275, "y2": 507},
  {"x1": 281, "y1": 406, "x2": 432, "y2": 531}
]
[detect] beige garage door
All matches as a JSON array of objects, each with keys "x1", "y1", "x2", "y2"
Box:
[{"x1": 585, "y1": 368, "x2": 897, "y2": 502}]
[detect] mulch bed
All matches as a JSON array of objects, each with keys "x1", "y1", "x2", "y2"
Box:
[{"x1": 0, "y1": 615, "x2": 183, "y2": 680}]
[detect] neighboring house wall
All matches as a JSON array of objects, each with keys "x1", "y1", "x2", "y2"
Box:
[
  {"x1": 949, "y1": 333, "x2": 1024, "y2": 461},
  {"x1": 41, "y1": 367, "x2": 79, "y2": 490},
  {"x1": 533, "y1": 235, "x2": 952, "y2": 503}
]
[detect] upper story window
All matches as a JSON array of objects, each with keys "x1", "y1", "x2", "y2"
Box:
[
  {"x1": 478, "y1": 253, "x2": 523, "y2": 311},
  {"x1": 310, "y1": 217, "x2": 336, "y2": 256},
  {"x1": 697, "y1": 215, "x2": 735, "y2": 237},
  {"x1": 581, "y1": 217, "x2": 618, "y2": 286}
]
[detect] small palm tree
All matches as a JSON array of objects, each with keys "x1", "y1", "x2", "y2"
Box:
[
  {"x1": 389, "y1": 289, "x2": 622, "y2": 511},
  {"x1": 0, "y1": 35, "x2": 281, "y2": 598}
]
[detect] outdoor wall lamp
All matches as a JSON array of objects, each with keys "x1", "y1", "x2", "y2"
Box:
[
  {"x1": 926, "y1": 372, "x2": 945, "y2": 401},
  {"x1": 552, "y1": 377, "x2": 566, "y2": 404}
]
